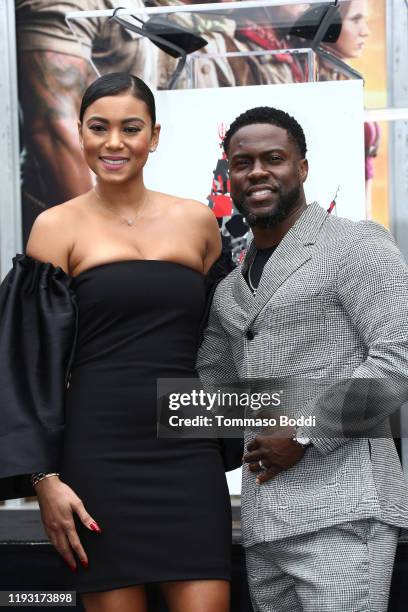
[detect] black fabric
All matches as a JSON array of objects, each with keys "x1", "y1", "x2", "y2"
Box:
[
  {"x1": 0, "y1": 255, "x2": 77, "y2": 501},
  {"x1": 0, "y1": 256, "x2": 232, "y2": 590},
  {"x1": 245, "y1": 245, "x2": 277, "y2": 292},
  {"x1": 200, "y1": 248, "x2": 243, "y2": 472},
  {"x1": 199, "y1": 244, "x2": 236, "y2": 344},
  {"x1": 0, "y1": 251, "x2": 240, "y2": 502},
  {"x1": 60, "y1": 260, "x2": 231, "y2": 591}
]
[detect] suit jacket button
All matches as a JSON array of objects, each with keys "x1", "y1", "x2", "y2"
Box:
[{"x1": 246, "y1": 330, "x2": 255, "y2": 341}]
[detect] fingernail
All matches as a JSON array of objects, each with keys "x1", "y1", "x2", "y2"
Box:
[
  {"x1": 68, "y1": 564, "x2": 77, "y2": 572},
  {"x1": 89, "y1": 521, "x2": 102, "y2": 533},
  {"x1": 81, "y1": 559, "x2": 89, "y2": 569}
]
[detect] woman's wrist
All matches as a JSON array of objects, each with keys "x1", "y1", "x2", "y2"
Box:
[{"x1": 31, "y1": 472, "x2": 60, "y2": 488}]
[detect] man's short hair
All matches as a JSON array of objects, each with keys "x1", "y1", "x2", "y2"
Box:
[{"x1": 223, "y1": 106, "x2": 307, "y2": 158}]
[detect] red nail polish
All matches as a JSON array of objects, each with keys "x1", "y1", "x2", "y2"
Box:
[
  {"x1": 81, "y1": 559, "x2": 89, "y2": 568},
  {"x1": 89, "y1": 521, "x2": 102, "y2": 533},
  {"x1": 68, "y1": 564, "x2": 77, "y2": 572}
]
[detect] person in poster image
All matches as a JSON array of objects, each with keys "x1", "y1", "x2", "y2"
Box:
[
  {"x1": 16, "y1": 0, "x2": 306, "y2": 244},
  {"x1": 15, "y1": 0, "x2": 158, "y2": 243},
  {"x1": 197, "y1": 106, "x2": 408, "y2": 612},
  {"x1": 320, "y1": 0, "x2": 378, "y2": 216},
  {"x1": 0, "y1": 73, "x2": 232, "y2": 611}
]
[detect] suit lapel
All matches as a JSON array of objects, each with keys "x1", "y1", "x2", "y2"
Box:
[{"x1": 240, "y1": 203, "x2": 328, "y2": 330}]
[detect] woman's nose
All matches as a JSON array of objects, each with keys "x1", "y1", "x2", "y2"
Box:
[
  {"x1": 106, "y1": 131, "x2": 124, "y2": 149},
  {"x1": 360, "y1": 20, "x2": 370, "y2": 37}
]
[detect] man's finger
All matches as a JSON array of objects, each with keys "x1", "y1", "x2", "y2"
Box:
[
  {"x1": 256, "y1": 466, "x2": 281, "y2": 484},
  {"x1": 248, "y1": 461, "x2": 263, "y2": 472},
  {"x1": 246, "y1": 437, "x2": 261, "y2": 452},
  {"x1": 243, "y1": 451, "x2": 263, "y2": 463},
  {"x1": 72, "y1": 499, "x2": 102, "y2": 533}
]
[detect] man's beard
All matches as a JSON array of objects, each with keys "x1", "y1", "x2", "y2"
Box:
[{"x1": 233, "y1": 183, "x2": 301, "y2": 229}]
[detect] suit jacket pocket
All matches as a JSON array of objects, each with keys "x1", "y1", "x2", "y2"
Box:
[{"x1": 258, "y1": 299, "x2": 334, "y2": 376}]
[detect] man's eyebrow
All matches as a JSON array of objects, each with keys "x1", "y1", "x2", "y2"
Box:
[{"x1": 231, "y1": 147, "x2": 286, "y2": 159}]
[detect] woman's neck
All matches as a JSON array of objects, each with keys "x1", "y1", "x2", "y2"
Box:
[{"x1": 94, "y1": 178, "x2": 148, "y2": 210}]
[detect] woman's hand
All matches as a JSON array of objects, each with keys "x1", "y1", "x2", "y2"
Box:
[{"x1": 35, "y1": 476, "x2": 101, "y2": 572}]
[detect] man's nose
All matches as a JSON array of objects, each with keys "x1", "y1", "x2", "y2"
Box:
[{"x1": 248, "y1": 160, "x2": 269, "y2": 179}]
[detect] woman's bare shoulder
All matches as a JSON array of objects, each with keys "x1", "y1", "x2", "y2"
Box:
[
  {"x1": 26, "y1": 194, "x2": 90, "y2": 271},
  {"x1": 33, "y1": 195, "x2": 89, "y2": 226},
  {"x1": 154, "y1": 191, "x2": 214, "y2": 222}
]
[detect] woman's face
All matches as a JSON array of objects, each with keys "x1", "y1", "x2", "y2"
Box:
[
  {"x1": 79, "y1": 92, "x2": 160, "y2": 184},
  {"x1": 333, "y1": 0, "x2": 370, "y2": 59}
]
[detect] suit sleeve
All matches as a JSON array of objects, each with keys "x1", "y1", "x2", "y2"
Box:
[
  {"x1": 197, "y1": 286, "x2": 239, "y2": 387},
  {"x1": 197, "y1": 287, "x2": 243, "y2": 471},
  {"x1": 303, "y1": 221, "x2": 408, "y2": 455},
  {"x1": 0, "y1": 254, "x2": 78, "y2": 500}
]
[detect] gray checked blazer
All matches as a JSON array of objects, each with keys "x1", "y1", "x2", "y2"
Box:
[{"x1": 197, "y1": 203, "x2": 408, "y2": 546}]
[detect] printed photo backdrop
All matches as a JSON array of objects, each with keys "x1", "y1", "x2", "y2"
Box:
[{"x1": 341, "y1": 0, "x2": 389, "y2": 227}]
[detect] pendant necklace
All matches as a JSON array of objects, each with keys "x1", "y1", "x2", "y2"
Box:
[{"x1": 93, "y1": 187, "x2": 148, "y2": 227}]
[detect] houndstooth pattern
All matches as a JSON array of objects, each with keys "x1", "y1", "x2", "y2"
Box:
[
  {"x1": 245, "y1": 519, "x2": 399, "y2": 612},
  {"x1": 197, "y1": 203, "x2": 408, "y2": 546}
]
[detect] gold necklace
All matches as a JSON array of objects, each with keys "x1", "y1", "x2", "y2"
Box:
[{"x1": 93, "y1": 187, "x2": 148, "y2": 227}]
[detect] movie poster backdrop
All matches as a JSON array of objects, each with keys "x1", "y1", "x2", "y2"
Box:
[{"x1": 15, "y1": 0, "x2": 386, "y2": 244}]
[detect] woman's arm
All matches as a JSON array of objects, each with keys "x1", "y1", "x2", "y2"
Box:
[
  {"x1": 199, "y1": 205, "x2": 222, "y2": 274},
  {"x1": 26, "y1": 206, "x2": 100, "y2": 572}
]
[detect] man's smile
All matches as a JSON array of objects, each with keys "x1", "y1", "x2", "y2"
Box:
[{"x1": 246, "y1": 184, "x2": 278, "y2": 203}]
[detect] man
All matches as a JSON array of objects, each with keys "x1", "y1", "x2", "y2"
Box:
[{"x1": 197, "y1": 106, "x2": 408, "y2": 611}]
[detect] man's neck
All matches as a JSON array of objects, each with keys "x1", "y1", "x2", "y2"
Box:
[{"x1": 252, "y1": 202, "x2": 307, "y2": 249}]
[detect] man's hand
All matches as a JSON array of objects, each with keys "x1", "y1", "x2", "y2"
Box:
[{"x1": 243, "y1": 426, "x2": 307, "y2": 484}]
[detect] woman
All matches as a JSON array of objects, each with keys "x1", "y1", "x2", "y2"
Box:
[
  {"x1": 319, "y1": 0, "x2": 376, "y2": 216},
  {"x1": 323, "y1": 0, "x2": 369, "y2": 61},
  {"x1": 0, "y1": 73, "x2": 231, "y2": 612}
]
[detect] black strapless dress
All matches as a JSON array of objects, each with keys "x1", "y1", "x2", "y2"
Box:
[{"x1": 60, "y1": 260, "x2": 231, "y2": 593}]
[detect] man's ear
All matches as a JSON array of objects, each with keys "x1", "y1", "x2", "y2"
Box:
[
  {"x1": 300, "y1": 158, "x2": 308, "y2": 183},
  {"x1": 149, "y1": 123, "x2": 161, "y2": 153}
]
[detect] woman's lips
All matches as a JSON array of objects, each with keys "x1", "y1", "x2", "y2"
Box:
[{"x1": 99, "y1": 157, "x2": 130, "y2": 172}]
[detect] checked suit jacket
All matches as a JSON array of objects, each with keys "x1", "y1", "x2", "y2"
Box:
[{"x1": 197, "y1": 203, "x2": 408, "y2": 547}]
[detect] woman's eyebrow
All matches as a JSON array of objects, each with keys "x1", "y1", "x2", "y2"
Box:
[
  {"x1": 122, "y1": 117, "x2": 146, "y2": 124},
  {"x1": 86, "y1": 116, "x2": 146, "y2": 124}
]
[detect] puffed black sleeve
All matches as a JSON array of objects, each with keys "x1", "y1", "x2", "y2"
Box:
[
  {"x1": 198, "y1": 242, "x2": 236, "y2": 345},
  {"x1": 0, "y1": 254, "x2": 78, "y2": 500}
]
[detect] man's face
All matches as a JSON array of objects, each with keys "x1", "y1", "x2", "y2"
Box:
[{"x1": 227, "y1": 123, "x2": 308, "y2": 228}]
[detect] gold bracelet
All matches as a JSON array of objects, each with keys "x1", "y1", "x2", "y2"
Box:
[{"x1": 31, "y1": 472, "x2": 60, "y2": 487}]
